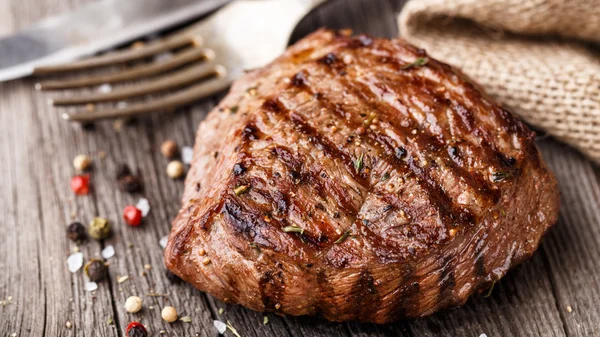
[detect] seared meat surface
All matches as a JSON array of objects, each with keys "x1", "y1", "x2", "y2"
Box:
[{"x1": 164, "y1": 29, "x2": 559, "y2": 323}]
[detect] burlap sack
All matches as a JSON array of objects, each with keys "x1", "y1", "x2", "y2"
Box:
[{"x1": 398, "y1": 0, "x2": 600, "y2": 165}]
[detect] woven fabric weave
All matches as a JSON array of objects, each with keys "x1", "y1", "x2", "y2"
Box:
[{"x1": 398, "y1": 0, "x2": 600, "y2": 164}]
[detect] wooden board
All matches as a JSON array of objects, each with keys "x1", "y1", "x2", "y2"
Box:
[{"x1": 1, "y1": 0, "x2": 599, "y2": 336}]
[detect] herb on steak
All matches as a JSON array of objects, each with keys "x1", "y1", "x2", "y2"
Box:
[
  {"x1": 233, "y1": 185, "x2": 250, "y2": 196},
  {"x1": 334, "y1": 230, "x2": 351, "y2": 244},
  {"x1": 381, "y1": 172, "x2": 390, "y2": 181},
  {"x1": 354, "y1": 153, "x2": 364, "y2": 173},
  {"x1": 283, "y1": 225, "x2": 304, "y2": 234},
  {"x1": 401, "y1": 57, "x2": 429, "y2": 70},
  {"x1": 491, "y1": 171, "x2": 511, "y2": 182}
]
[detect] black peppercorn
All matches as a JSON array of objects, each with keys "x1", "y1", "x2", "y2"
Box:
[
  {"x1": 119, "y1": 175, "x2": 142, "y2": 193},
  {"x1": 165, "y1": 269, "x2": 181, "y2": 283},
  {"x1": 84, "y1": 258, "x2": 107, "y2": 282},
  {"x1": 66, "y1": 222, "x2": 86, "y2": 242}
]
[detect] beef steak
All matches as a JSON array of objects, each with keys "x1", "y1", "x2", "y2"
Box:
[{"x1": 164, "y1": 29, "x2": 559, "y2": 323}]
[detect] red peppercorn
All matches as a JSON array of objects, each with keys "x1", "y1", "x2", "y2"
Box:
[
  {"x1": 126, "y1": 322, "x2": 147, "y2": 337},
  {"x1": 71, "y1": 175, "x2": 90, "y2": 195},
  {"x1": 123, "y1": 205, "x2": 142, "y2": 226}
]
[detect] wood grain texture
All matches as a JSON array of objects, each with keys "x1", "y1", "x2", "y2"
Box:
[{"x1": 1, "y1": 0, "x2": 598, "y2": 336}]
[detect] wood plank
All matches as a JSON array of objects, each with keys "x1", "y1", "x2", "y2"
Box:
[{"x1": 538, "y1": 140, "x2": 600, "y2": 337}]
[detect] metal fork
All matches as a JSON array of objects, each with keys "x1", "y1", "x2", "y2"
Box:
[{"x1": 35, "y1": 0, "x2": 326, "y2": 122}]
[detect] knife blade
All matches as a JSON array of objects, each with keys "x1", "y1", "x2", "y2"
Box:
[{"x1": 0, "y1": 0, "x2": 230, "y2": 82}]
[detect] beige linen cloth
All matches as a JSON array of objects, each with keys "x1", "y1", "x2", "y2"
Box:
[{"x1": 398, "y1": 0, "x2": 600, "y2": 164}]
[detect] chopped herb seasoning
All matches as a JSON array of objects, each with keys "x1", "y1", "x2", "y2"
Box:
[
  {"x1": 354, "y1": 153, "x2": 364, "y2": 173},
  {"x1": 179, "y1": 316, "x2": 192, "y2": 323},
  {"x1": 363, "y1": 112, "x2": 377, "y2": 126},
  {"x1": 283, "y1": 226, "x2": 304, "y2": 234},
  {"x1": 334, "y1": 230, "x2": 351, "y2": 244},
  {"x1": 263, "y1": 316, "x2": 269, "y2": 325},
  {"x1": 381, "y1": 172, "x2": 390, "y2": 181},
  {"x1": 491, "y1": 171, "x2": 511, "y2": 182},
  {"x1": 218, "y1": 308, "x2": 224, "y2": 314},
  {"x1": 246, "y1": 86, "x2": 258, "y2": 97},
  {"x1": 229, "y1": 106, "x2": 239, "y2": 114},
  {"x1": 401, "y1": 57, "x2": 429, "y2": 70},
  {"x1": 233, "y1": 185, "x2": 250, "y2": 196}
]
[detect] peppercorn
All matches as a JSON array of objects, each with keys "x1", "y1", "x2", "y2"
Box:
[
  {"x1": 66, "y1": 222, "x2": 86, "y2": 242},
  {"x1": 126, "y1": 322, "x2": 147, "y2": 337},
  {"x1": 165, "y1": 269, "x2": 181, "y2": 283},
  {"x1": 88, "y1": 217, "x2": 111, "y2": 240},
  {"x1": 124, "y1": 296, "x2": 143, "y2": 313},
  {"x1": 123, "y1": 205, "x2": 142, "y2": 226},
  {"x1": 73, "y1": 154, "x2": 92, "y2": 171},
  {"x1": 84, "y1": 258, "x2": 107, "y2": 282},
  {"x1": 71, "y1": 175, "x2": 90, "y2": 195},
  {"x1": 161, "y1": 306, "x2": 178, "y2": 323},
  {"x1": 118, "y1": 175, "x2": 142, "y2": 193},
  {"x1": 166, "y1": 160, "x2": 185, "y2": 179},
  {"x1": 160, "y1": 140, "x2": 179, "y2": 159}
]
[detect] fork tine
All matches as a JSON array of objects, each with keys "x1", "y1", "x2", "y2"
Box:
[
  {"x1": 61, "y1": 69, "x2": 229, "y2": 122},
  {"x1": 33, "y1": 35, "x2": 200, "y2": 75},
  {"x1": 50, "y1": 61, "x2": 220, "y2": 106},
  {"x1": 37, "y1": 48, "x2": 213, "y2": 90}
]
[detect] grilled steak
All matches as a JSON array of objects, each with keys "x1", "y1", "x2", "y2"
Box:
[{"x1": 164, "y1": 29, "x2": 559, "y2": 323}]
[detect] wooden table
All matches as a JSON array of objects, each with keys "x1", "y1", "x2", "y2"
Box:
[{"x1": 1, "y1": 0, "x2": 599, "y2": 336}]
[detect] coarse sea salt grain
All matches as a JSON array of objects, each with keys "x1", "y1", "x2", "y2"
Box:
[
  {"x1": 85, "y1": 282, "x2": 98, "y2": 292},
  {"x1": 160, "y1": 235, "x2": 169, "y2": 249},
  {"x1": 136, "y1": 198, "x2": 150, "y2": 217},
  {"x1": 67, "y1": 252, "x2": 84, "y2": 273},
  {"x1": 479, "y1": 334, "x2": 488, "y2": 337},
  {"x1": 182, "y1": 146, "x2": 194, "y2": 165},
  {"x1": 101, "y1": 245, "x2": 115, "y2": 259},
  {"x1": 213, "y1": 320, "x2": 227, "y2": 334}
]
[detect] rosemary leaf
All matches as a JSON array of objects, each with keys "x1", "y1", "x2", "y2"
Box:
[
  {"x1": 484, "y1": 281, "x2": 496, "y2": 298},
  {"x1": 234, "y1": 185, "x2": 250, "y2": 196},
  {"x1": 334, "y1": 230, "x2": 351, "y2": 244},
  {"x1": 354, "y1": 153, "x2": 364, "y2": 173},
  {"x1": 283, "y1": 226, "x2": 304, "y2": 234},
  {"x1": 401, "y1": 57, "x2": 429, "y2": 70}
]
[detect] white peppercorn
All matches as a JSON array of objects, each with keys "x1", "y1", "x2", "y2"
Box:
[
  {"x1": 166, "y1": 161, "x2": 185, "y2": 179},
  {"x1": 161, "y1": 306, "x2": 178, "y2": 323},
  {"x1": 124, "y1": 296, "x2": 143, "y2": 313}
]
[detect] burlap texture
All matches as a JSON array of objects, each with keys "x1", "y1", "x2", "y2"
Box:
[{"x1": 398, "y1": 0, "x2": 600, "y2": 164}]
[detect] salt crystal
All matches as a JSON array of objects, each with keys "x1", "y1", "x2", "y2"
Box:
[
  {"x1": 85, "y1": 282, "x2": 98, "y2": 292},
  {"x1": 160, "y1": 235, "x2": 168, "y2": 249},
  {"x1": 67, "y1": 252, "x2": 84, "y2": 273},
  {"x1": 479, "y1": 334, "x2": 488, "y2": 337},
  {"x1": 182, "y1": 146, "x2": 193, "y2": 164},
  {"x1": 98, "y1": 83, "x2": 112, "y2": 93},
  {"x1": 213, "y1": 320, "x2": 227, "y2": 334},
  {"x1": 136, "y1": 198, "x2": 150, "y2": 217},
  {"x1": 117, "y1": 101, "x2": 128, "y2": 109},
  {"x1": 101, "y1": 245, "x2": 115, "y2": 259}
]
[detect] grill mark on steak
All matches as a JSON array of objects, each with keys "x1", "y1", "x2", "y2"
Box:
[
  {"x1": 304, "y1": 55, "x2": 500, "y2": 213},
  {"x1": 287, "y1": 68, "x2": 481, "y2": 237}
]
